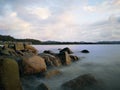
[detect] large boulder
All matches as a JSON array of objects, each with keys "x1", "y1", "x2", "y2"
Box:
[
  {"x1": 60, "y1": 47, "x2": 73, "y2": 54},
  {"x1": 0, "y1": 58, "x2": 22, "y2": 90},
  {"x1": 39, "y1": 53, "x2": 61, "y2": 67},
  {"x1": 62, "y1": 74, "x2": 98, "y2": 90},
  {"x1": 58, "y1": 52, "x2": 71, "y2": 65},
  {"x1": 23, "y1": 55, "x2": 47, "y2": 74}
]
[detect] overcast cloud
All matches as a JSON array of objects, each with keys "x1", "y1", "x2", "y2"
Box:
[{"x1": 0, "y1": 0, "x2": 120, "y2": 41}]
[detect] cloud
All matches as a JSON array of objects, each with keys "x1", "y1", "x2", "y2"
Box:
[
  {"x1": 26, "y1": 7, "x2": 51, "y2": 20},
  {"x1": 0, "y1": 10, "x2": 32, "y2": 38},
  {"x1": 83, "y1": 6, "x2": 96, "y2": 12},
  {"x1": 0, "y1": 0, "x2": 120, "y2": 41}
]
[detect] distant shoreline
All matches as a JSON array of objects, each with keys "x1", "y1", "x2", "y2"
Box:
[{"x1": 1, "y1": 34, "x2": 120, "y2": 45}]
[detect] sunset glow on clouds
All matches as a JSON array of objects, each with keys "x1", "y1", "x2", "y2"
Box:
[{"x1": 0, "y1": 0, "x2": 120, "y2": 41}]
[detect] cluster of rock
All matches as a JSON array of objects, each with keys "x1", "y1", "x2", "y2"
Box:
[{"x1": 0, "y1": 43, "x2": 79, "y2": 90}]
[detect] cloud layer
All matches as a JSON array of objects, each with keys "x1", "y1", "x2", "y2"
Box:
[{"x1": 0, "y1": 0, "x2": 120, "y2": 41}]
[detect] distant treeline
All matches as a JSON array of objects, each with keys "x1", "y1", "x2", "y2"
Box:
[
  {"x1": 0, "y1": 35, "x2": 41, "y2": 44},
  {"x1": 0, "y1": 35, "x2": 120, "y2": 45}
]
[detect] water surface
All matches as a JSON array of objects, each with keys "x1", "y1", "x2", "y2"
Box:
[{"x1": 22, "y1": 45, "x2": 120, "y2": 90}]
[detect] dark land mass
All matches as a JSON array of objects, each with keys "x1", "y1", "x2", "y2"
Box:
[{"x1": 0, "y1": 34, "x2": 120, "y2": 45}]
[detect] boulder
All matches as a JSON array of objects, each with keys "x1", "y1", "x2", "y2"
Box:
[
  {"x1": 62, "y1": 74, "x2": 98, "y2": 90},
  {"x1": 24, "y1": 45, "x2": 38, "y2": 55},
  {"x1": 70, "y1": 55, "x2": 79, "y2": 61},
  {"x1": 43, "y1": 69, "x2": 61, "y2": 79},
  {"x1": 36, "y1": 83, "x2": 50, "y2": 90},
  {"x1": 81, "y1": 50, "x2": 90, "y2": 53},
  {"x1": 39, "y1": 53, "x2": 61, "y2": 67},
  {"x1": 60, "y1": 47, "x2": 73, "y2": 54},
  {"x1": 15, "y1": 42, "x2": 25, "y2": 51},
  {"x1": 23, "y1": 55, "x2": 47, "y2": 74},
  {"x1": 0, "y1": 58, "x2": 22, "y2": 90},
  {"x1": 58, "y1": 52, "x2": 71, "y2": 65}
]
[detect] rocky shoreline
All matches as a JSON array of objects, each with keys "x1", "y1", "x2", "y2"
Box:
[{"x1": 0, "y1": 43, "x2": 99, "y2": 90}]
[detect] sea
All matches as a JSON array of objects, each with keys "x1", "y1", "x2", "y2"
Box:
[{"x1": 21, "y1": 44, "x2": 120, "y2": 90}]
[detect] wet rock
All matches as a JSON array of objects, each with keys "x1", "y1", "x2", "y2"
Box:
[
  {"x1": 60, "y1": 47, "x2": 73, "y2": 54},
  {"x1": 43, "y1": 69, "x2": 61, "y2": 79},
  {"x1": 36, "y1": 83, "x2": 50, "y2": 90},
  {"x1": 39, "y1": 53, "x2": 61, "y2": 67},
  {"x1": 58, "y1": 52, "x2": 71, "y2": 65},
  {"x1": 0, "y1": 58, "x2": 22, "y2": 90},
  {"x1": 62, "y1": 74, "x2": 98, "y2": 90},
  {"x1": 23, "y1": 55, "x2": 47, "y2": 74},
  {"x1": 70, "y1": 55, "x2": 79, "y2": 61},
  {"x1": 81, "y1": 50, "x2": 90, "y2": 53}
]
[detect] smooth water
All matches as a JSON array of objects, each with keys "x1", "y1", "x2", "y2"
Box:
[{"x1": 22, "y1": 45, "x2": 120, "y2": 90}]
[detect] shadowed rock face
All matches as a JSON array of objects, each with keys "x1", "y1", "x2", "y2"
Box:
[
  {"x1": 58, "y1": 51, "x2": 71, "y2": 65},
  {"x1": 62, "y1": 74, "x2": 98, "y2": 90},
  {"x1": 0, "y1": 58, "x2": 22, "y2": 90}
]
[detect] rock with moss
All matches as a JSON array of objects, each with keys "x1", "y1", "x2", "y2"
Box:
[{"x1": 0, "y1": 58, "x2": 22, "y2": 90}]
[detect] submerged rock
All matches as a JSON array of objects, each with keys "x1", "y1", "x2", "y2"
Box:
[
  {"x1": 81, "y1": 50, "x2": 90, "y2": 53},
  {"x1": 60, "y1": 47, "x2": 73, "y2": 54},
  {"x1": 43, "y1": 69, "x2": 61, "y2": 79},
  {"x1": 62, "y1": 74, "x2": 98, "y2": 90},
  {"x1": 36, "y1": 83, "x2": 50, "y2": 90},
  {"x1": 0, "y1": 58, "x2": 22, "y2": 90}
]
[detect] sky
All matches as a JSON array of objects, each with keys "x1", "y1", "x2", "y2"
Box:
[{"x1": 0, "y1": 0, "x2": 120, "y2": 42}]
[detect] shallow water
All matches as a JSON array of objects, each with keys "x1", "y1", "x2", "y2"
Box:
[{"x1": 22, "y1": 45, "x2": 120, "y2": 90}]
